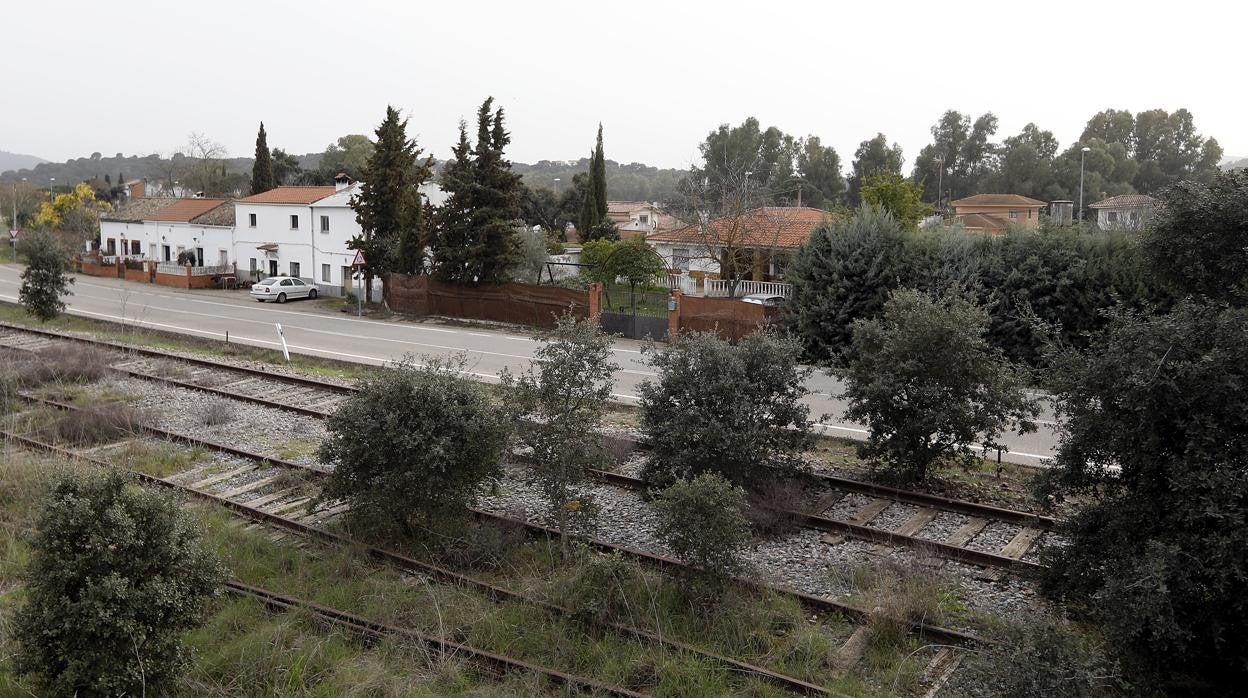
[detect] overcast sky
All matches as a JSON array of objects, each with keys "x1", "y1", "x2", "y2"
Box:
[{"x1": 3, "y1": 0, "x2": 1243, "y2": 170}]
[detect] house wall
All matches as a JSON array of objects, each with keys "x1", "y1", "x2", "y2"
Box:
[
  {"x1": 99, "y1": 220, "x2": 155, "y2": 257},
  {"x1": 952, "y1": 204, "x2": 1042, "y2": 228},
  {"x1": 102, "y1": 219, "x2": 231, "y2": 265},
  {"x1": 1096, "y1": 206, "x2": 1150, "y2": 231},
  {"x1": 234, "y1": 202, "x2": 315, "y2": 284},
  {"x1": 649, "y1": 241, "x2": 720, "y2": 276}
]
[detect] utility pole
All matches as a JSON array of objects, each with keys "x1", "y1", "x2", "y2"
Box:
[
  {"x1": 1079, "y1": 146, "x2": 1090, "y2": 222},
  {"x1": 936, "y1": 155, "x2": 944, "y2": 214}
]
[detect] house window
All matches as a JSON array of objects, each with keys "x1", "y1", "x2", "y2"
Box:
[
  {"x1": 672, "y1": 248, "x2": 690, "y2": 270},
  {"x1": 106, "y1": 238, "x2": 116, "y2": 255},
  {"x1": 289, "y1": 214, "x2": 299, "y2": 229},
  {"x1": 320, "y1": 215, "x2": 330, "y2": 232},
  {"x1": 321, "y1": 264, "x2": 331, "y2": 282},
  {"x1": 1008, "y1": 210, "x2": 1019, "y2": 220},
  {"x1": 638, "y1": 214, "x2": 649, "y2": 224},
  {"x1": 290, "y1": 262, "x2": 301, "y2": 278},
  {"x1": 250, "y1": 258, "x2": 257, "y2": 272},
  {"x1": 218, "y1": 249, "x2": 229, "y2": 265},
  {"x1": 248, "y1": 213, "x2": 257, "y2": 227},
  {"x1": 1107, "y1": 211, "x2": 1119, "y2": 223}
]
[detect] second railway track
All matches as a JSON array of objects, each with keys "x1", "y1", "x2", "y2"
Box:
[{"x1": 0, "y1": 321, "x2": 1055, "y2": 574}]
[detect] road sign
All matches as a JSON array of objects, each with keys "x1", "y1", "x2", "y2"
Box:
[
  {"x1": 351, "y1": 249, "x2": 367, "y2": 266},
  {"x1": 8, "y1": 230, "x2": 16, "y2": 240}
]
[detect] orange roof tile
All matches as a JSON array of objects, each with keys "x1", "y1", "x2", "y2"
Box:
[
  {"x1": 647, "y1": 207, "x2": 831, "y2": 250},
  {"x1": 956, "y1": 212, "x2": 1011, "y2": 231},
  {"x1": 236, "y1": 186, "x2": 336, "y2": 205},
  {"x1": 950, "y1": 193, "x2": 1046, "y2": 208},
  {"x1": 149, "y1": 198, "x2": 231, "y2": 223},
  {"x1": 1089, "y1": 194, "x2": 1157, "y2": 209}
]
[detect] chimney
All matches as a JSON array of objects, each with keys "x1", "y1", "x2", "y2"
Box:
[{"x1": 334, "y1": 172, "x2": 352, "y2": 192}]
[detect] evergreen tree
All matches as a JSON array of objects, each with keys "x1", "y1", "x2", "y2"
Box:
[
  {"x1": 18, "y1": 230, "x2": 74, "y2": 322},
  {"x1": 472, "y1": 98, "x2": 522, "y2": 285},
  {"x1": 430, "y1": 123, "x2": 477, "y2": 283},
  {"x1": 250, "y1": 122, "x2": 275, "y2": 195},
  {"x1": 350, "y1": 106, "x2": 432, "y2": 300},
  {"x1": 578, "y1": 124, "x2": 612, "y2": 239}
]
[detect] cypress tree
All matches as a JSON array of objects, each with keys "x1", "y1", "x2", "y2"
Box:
[
  {"x1": 578, "y1": 124, "x2": 616, "y2": 241},
  {"x1": 250, "y1": 122, "x2": 275, "y2": 195},
  {"x1": 471, "y1": 98, "x2": 522, "y2": 285},
  {"x1": 351, "y1": 106, "x2": 432, "y2": 301},
  {"x1": 430, "y1": 124, "x2": 477, "y2": 283}
]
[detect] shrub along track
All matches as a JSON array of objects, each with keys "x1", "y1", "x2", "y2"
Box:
[
  {"x1": 11, "y1": 392, "x2": 981, "y2": 695},
  {"x1": 0, "y1": 322, "x2": 1054, "y2": 573},
  {"x1": 2, "y1": 401, "x2": 840, "y2": 697},
  {"x1": 0, "y1": 429, "x2": 649, "y2": 698}
]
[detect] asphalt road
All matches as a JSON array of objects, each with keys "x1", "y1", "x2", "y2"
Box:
[{"x1": 0, "y1": 265, "x2": 1059, "y2": 466}]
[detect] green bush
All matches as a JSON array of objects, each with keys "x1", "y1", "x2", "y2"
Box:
[
  {"x1": 953, "y1": 620, "x2": 1120, "y2": 698},
  {"x1": 318, "y1": 354, "x2": 509, "y2": 534},
  {"x1": 835, "y1": 289, "x2": 1037, "y2": 482},
  {"x1": 502, "y1": 314, "x2": 617, "y2": 555},
  {"x1": 639, "y1": 329, "x2": 813, "y2": 487},
  {"x1": 786, "y1": 208, "x2": 1164, "y2": 366},
  {"x1": 1039, "y1": 300, "x2": 1248, "y2": 693},
  {"x1": 652, "y1": 472, "x2": 751, "y2": 582},
  {"x1": 18, "y1": 230, "x2": 74, "y2": 322},
  {"x1": 12, "y1": 471, "x2": 223, "y2": 695}
]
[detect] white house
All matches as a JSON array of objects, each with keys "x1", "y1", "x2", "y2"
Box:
[
  {"x1": 98, "y1": 197, "x2": 235, "y2": 266},
  {"x1": 1088, "y1": 194, "x2": 1157, "y2": 231},
  {"x1": 234, "y1": 176, "x2": 448, "y2": 296}
]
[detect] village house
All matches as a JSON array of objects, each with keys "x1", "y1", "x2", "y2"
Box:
[
  {"x1": 607, "y1": 201, "x2": 677, "y2": 239},
  {"x1": 950, "y1": 194, "x2": 1046, "y2": 233},
  {"x1": 646, "y1": 206, "x2": 830, "y2": 295},
  {"x1": 1089, "y1": 194, "x2": 1157, "y2": 230},
  {"x1": 98, "y1": 196, "x2": 235, "y2": 265}
]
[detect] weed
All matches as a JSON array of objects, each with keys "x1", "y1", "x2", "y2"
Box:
[
  {"x1": 41, "y1": 403, "x2": 150, "y2": 447},
  {"x1": 196, "y1": 400, "x2": 236, "y2": 427}
]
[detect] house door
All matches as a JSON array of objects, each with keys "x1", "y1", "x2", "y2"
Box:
[
  {"x1": 162, "y1": 245, "x2": 171, "y2": 261},
  {"x1": 268, "y1": 260, "x2": 278, "y2": 277},
  {"x1": 195, "y1": 247, "x2": 204, "y2": 266},
  {"x1": 341, "y1": 266, "x2": 351, "y2": 294},
  {"x1": 218, "y1": 249, "x2": 228, "y2": 266}
]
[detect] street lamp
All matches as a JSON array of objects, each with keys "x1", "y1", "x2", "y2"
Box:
[
  {"x1": 935, "y1": 155, "x2": 944, "y2": 214},
  {"x1": 48, "y1": 177, "x2": 55, "y2": 197},
  {"x1": 552, "y1": 177, "x2": 561, "y2": 194},
  {"x1": 1078, "y1": 146, "x2": 1091, "y2": 223}
]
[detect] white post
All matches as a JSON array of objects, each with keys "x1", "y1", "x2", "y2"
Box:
[{"x1": 275, "y1": 323, "x2": 290, "y2": 362}]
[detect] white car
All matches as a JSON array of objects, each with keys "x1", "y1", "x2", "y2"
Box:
[
  {"x1": 250, "y1": 277, "x2": 317, "y2": 303},
  {"x1": 740, "y1": 292, "x2": 786, "y2": 308}
]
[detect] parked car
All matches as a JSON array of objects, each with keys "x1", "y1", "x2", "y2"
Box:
[
  {"x1": 740, "y1": 293, "x2": 786, "y2": 308},
  {"x1": 250, "y1": 277, "x2": 317, "y2": 303}
]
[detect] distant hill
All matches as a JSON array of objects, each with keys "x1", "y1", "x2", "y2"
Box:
[
  {"x1": 1221, "y1": 156, "x2": 1248, "y2": 171},
  {"x1": 0, "y1": 150, "x2": 48, "y2": 173},
  {"x1": 513, "y1": 159, "x2": 688, "y2": 202},
  {"x1": 1, "y1": 149, "x2": 687, "y2": 202}
]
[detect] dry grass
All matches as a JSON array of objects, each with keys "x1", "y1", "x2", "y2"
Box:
[
  {"x1": 40, "y1": 403, "x2": 151, "y2": 447},
  {"x1": 195, "y1": 400, "x2": 236, "y2": 427},
  {"x1": 745, "y1": 480, "x2": 810, "y2": 536}
]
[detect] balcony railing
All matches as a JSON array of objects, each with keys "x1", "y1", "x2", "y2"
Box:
[{"x1": 704, "y1": 279, "x2": 792, "y2": 298}]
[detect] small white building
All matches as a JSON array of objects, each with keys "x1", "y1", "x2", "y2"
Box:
[
  {"x1": 1088, "y1": 194, "x2": 1157, "y2": 231},
  {"x1": 234, "y1": 176, "x2": 448, "y2": 296},
  {"x1": 99, "y1": 197, "x2": 235, "y2": 265}
]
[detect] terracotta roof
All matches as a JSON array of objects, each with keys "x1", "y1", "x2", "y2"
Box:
[
  {"x1": 150, "y1": 198, "x2": 231, "y2": 223},
  {"x1": 956, "y1": 212, "x2": 1011, "y2": 231},
  {"x1": 950, "y1": 194, "x2": 1046, "y2": 208},
  {"x1": 607, "y1": 200, "x2": 653, "y2": 213},
  {"x1": 190, "y1": 201, "x2": 235, "y2": 227},
  {"x1": 647, "y1": 207, "x2": 831, "y2": 250},
  {"x1": 101, "y1": 197, "x2": 176, "y2": 223},
  {"x1": 1089, "y1": 194, "x2": 1157, "y2": 209},
  {"x1": 236, "y1": 186, "x2": 336, "y2": 205}
]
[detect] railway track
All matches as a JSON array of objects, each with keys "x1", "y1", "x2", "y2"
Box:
[
  {"x1": 0, "y1": 415, "x2": 845, "y2": 697},
  {"x1": 0, "y1": 321, "x2": 1052, "y2": 572},
  {"x1": 15, "y1": 392, "x2": 978, "y2": 643},
  {"x1": 1, "y1": 430, "x2": 649, "y2": 697}
]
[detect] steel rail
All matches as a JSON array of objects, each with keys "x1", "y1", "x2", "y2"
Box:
[
  {"x1": 0, "y1": 421, "x2": 838, "y2": 697},
  {"x1": 223, "y1": 581, "x2": 647, "y2": 697},
  {"x1": 0, "y1": 321, "x2": 1055, "y2": 529}
]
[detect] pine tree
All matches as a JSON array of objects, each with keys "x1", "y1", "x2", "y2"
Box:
[
  {"x1": 250, "y1": 122, "x2": 275, "y2": 195},
  {"x1": 350, "y1": 106, "x2": 432, "y2": 300}
]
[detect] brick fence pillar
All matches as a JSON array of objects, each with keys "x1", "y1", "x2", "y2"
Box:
[
  {"x1": 185, "y1": 264, "x2": 193, "y2": 289},
  {"x1": 588, "y1": 282, "x2": 603, "y2": 323},
  {"x1": 667, "y1": 289, "x2": 681, "y2": 339}
]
